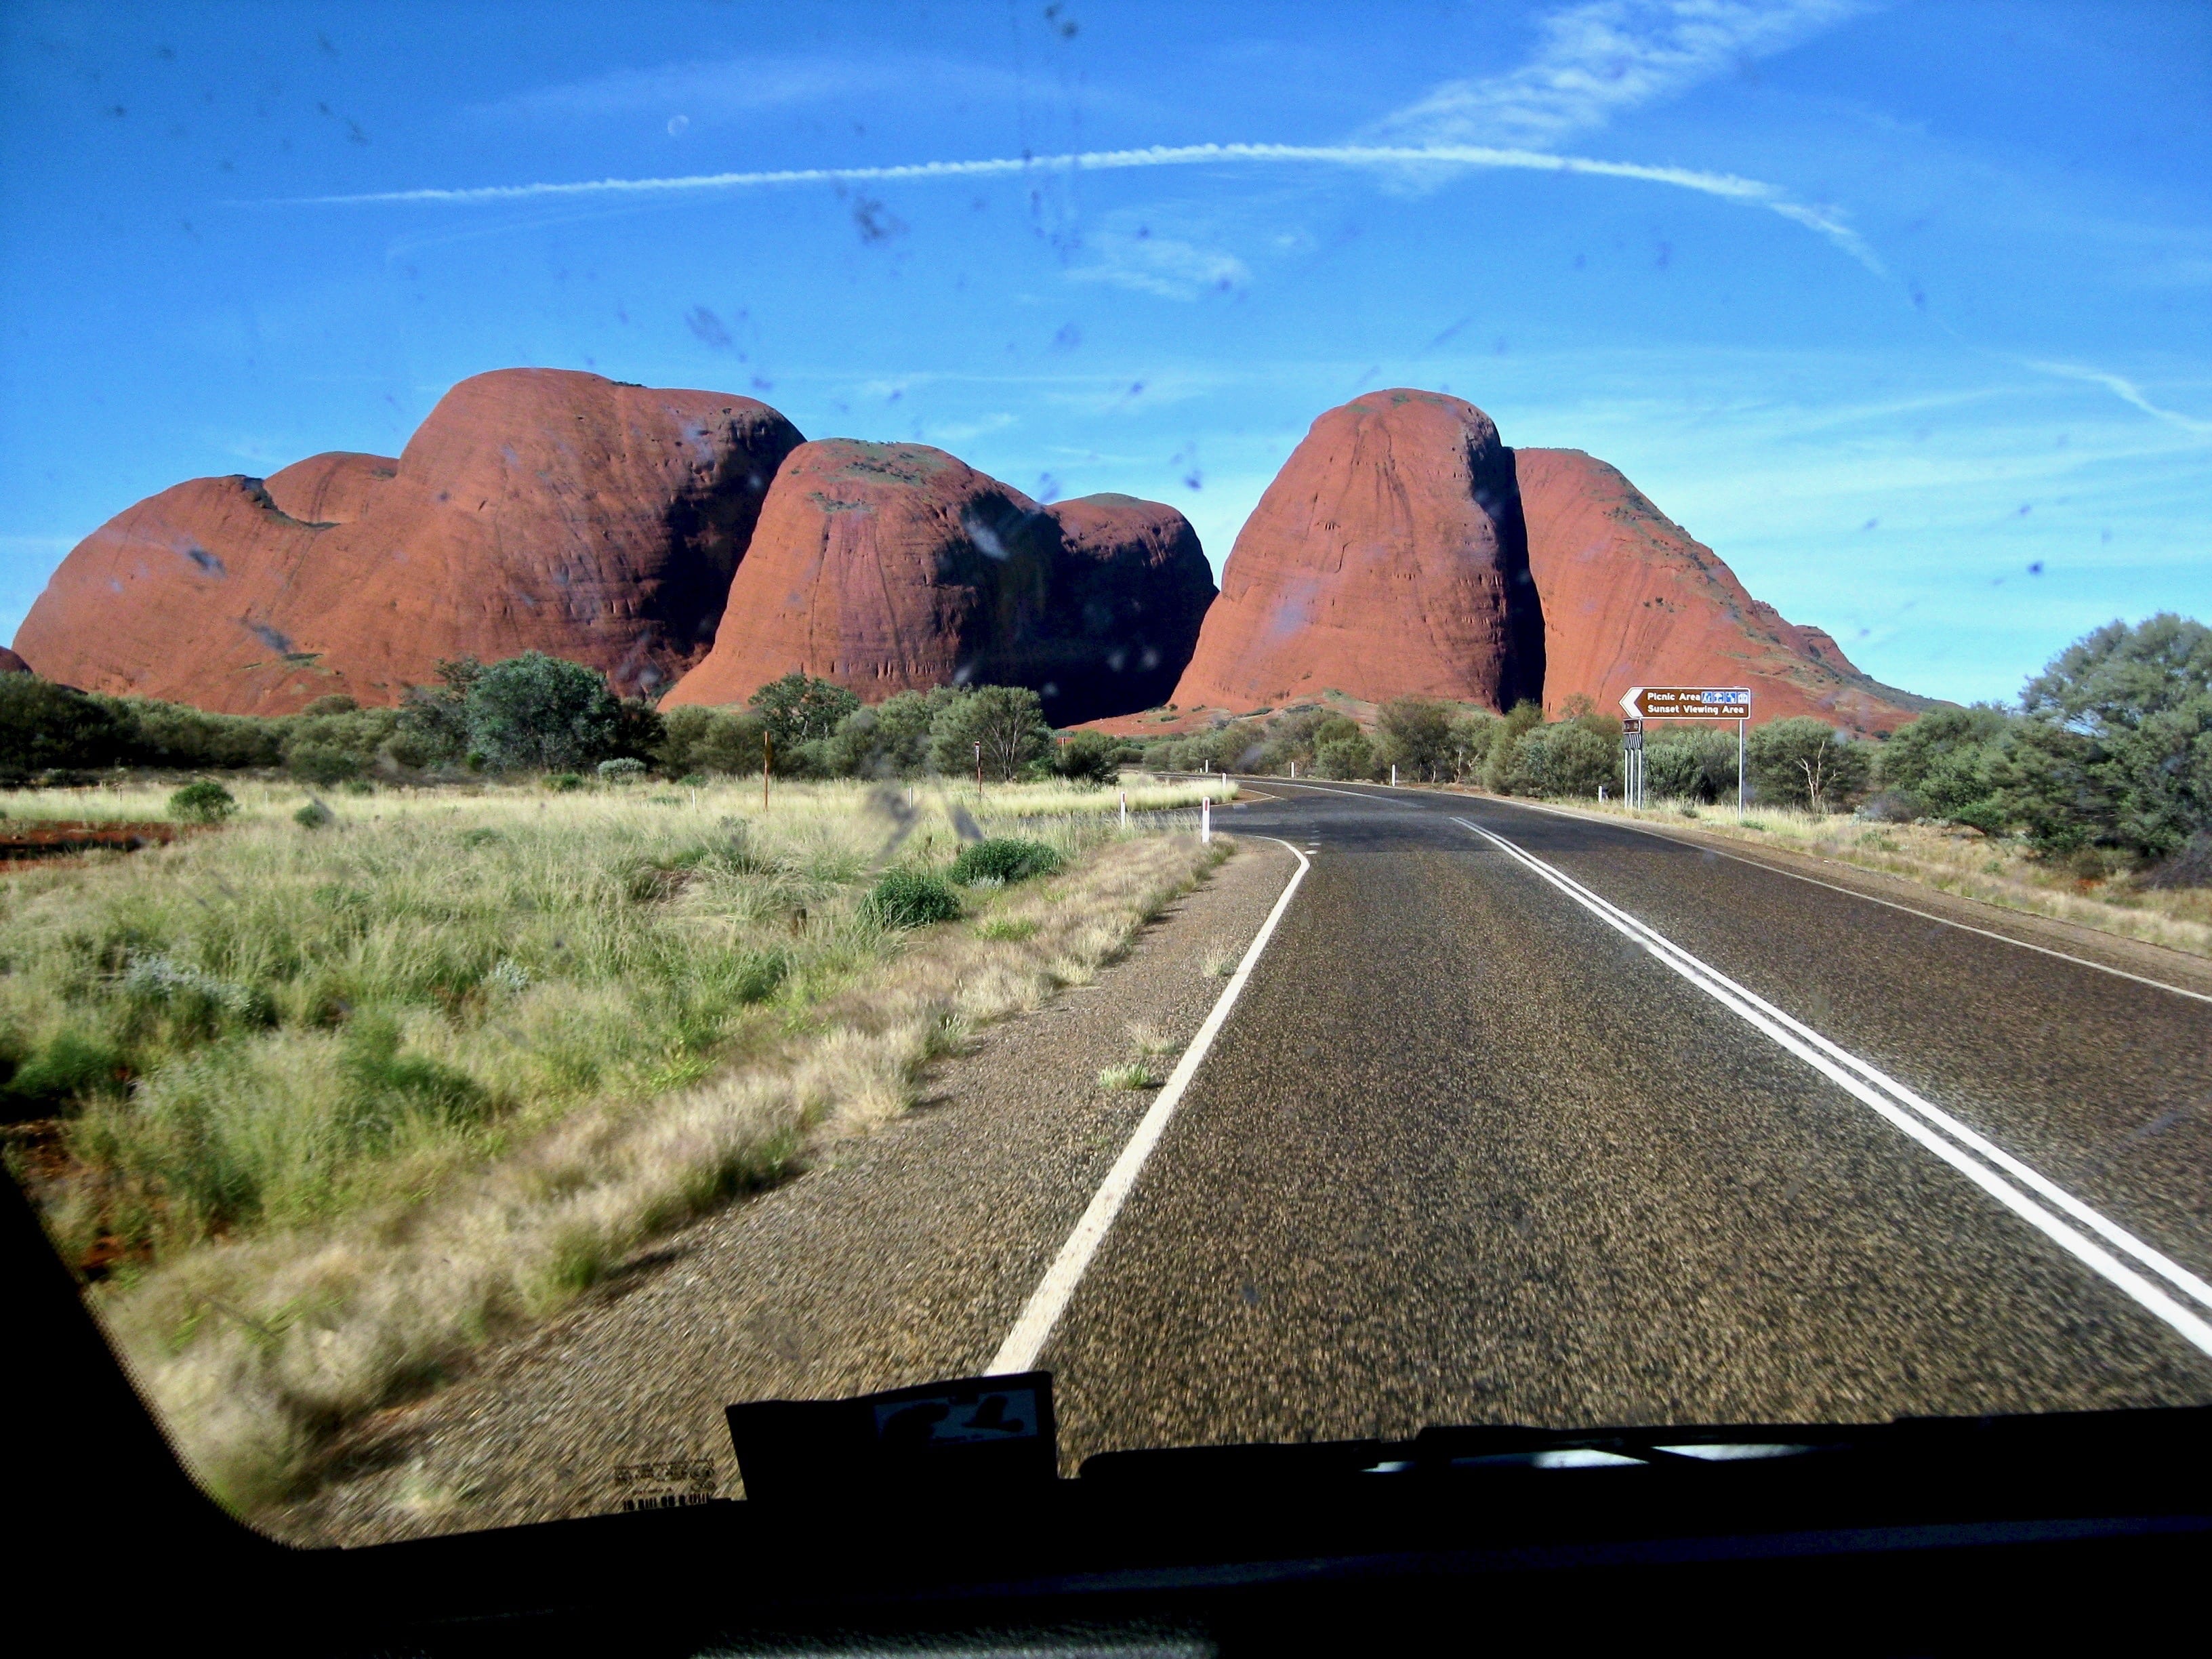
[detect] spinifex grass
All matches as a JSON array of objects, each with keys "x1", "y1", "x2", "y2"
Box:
[{"x1": 0, "y1": 771, "x2": 1229, "y2": 1513}]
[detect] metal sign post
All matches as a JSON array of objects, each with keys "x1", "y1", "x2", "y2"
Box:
[{"x1": 1617, "y1": 687, "x2": 1753, "y2": 810}]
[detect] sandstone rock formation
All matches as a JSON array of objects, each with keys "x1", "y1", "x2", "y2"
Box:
[
  {"x1": 663, "y1": 443, "x2": 1214, "y2": 726},
  {"x1": 1167, "y1": 390, "x2": 1545, "y2": 715},
  {"x1": 12, "y1": 369, "x2": 804, "y2": 714},
  {"x1": 1514, "y1": 448, "x2": 1929, "y2": 732},
  {"x1": 0, "y1": 648, "x2": 30, "y2": 675}
]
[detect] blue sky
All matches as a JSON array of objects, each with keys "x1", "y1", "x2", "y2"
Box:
[{"x1": 2, "y1": 0, "x2": 2207, "y2": 705}]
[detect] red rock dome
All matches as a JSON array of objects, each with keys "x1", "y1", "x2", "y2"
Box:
[
  {"x1": 12, "y1": 369, "x2": 803, "y2": 713},
  {"x1": 1168, "y1": 390, "x2": 1544, "y2": 715},
  {"x1": 1514, "y1": 447, "x2": 1928, "y2": 733},
  {"x1": 663, "y1": 444, "x2": 1214, "y2": 726}
]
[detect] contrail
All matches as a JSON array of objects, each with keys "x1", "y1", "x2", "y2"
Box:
[
  {"x1": 284, "y1": 140, "x2": 1883, "y2": 272},
  {"x1": 2027, "y1": 361, "x2": 2212, "y2": 438}
]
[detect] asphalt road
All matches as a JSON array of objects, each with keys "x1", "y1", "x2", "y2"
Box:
[{"x1": 1038, "y1": 781, "x2": 2212, "y2": 1465}]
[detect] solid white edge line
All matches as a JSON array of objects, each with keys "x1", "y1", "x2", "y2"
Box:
[
  {"x1": 1446, "y1": 816, "x2": 2212, "y2": 1359},
  {"x1": 985, "y1": 837, "x2": 1313, "y2": 1376},
  {"x1": 1452, "y1": 817, "x2": 2212, "y2": 1315},
  {"x1": 1467, "y1": 791, "x2": 2212, "y2": 1008}
]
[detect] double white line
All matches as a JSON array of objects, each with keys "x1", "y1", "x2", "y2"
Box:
[{"x1": 1454, "y1": 816, "x2": 2212, "y2": 1360}]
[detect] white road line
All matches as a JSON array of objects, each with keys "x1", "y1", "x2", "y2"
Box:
[
  {"x1": 1448, "y1": 815, "x2": 2212, "y2": 1359},
  {"x1": 986, "y1": 838, "x2": 1313, "y2": 1376},
  {"x1": 1459, "y1": 793, "x2": 2212, "y2": 1008}
]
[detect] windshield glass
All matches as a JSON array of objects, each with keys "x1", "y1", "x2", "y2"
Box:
[{"x1": 4, "y1": 0, "x2": 2209, "y2": 1547}]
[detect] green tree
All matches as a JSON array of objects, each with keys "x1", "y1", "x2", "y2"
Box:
[
  {"x1": 1748, "y1": 718, "x2": 1871, "y2": 813},
  {"x1": 930, "y1": 685, "x2": 1050, "y2": 782},
  {"x1": 748, "y1": 672, "x2": 862, "y2": 750},
  {"x1": 1312, "y1": 722, "x2": 1376, "y2": 780},
  {"x1": 2001, "y1": 614, "x2": 2212, "y2": 858},
  {"x1": 463, "y1": 653, "x2": 623, "y2": 773}
]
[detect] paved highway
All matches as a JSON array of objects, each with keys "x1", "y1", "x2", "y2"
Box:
[{"x1": 1017, "y1": 781, "x2": 2212, "y2": 1464}]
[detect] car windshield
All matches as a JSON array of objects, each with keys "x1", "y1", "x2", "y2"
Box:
[{"x1": 3, "y1": 0, "x2": 2209, "y2": 1547}]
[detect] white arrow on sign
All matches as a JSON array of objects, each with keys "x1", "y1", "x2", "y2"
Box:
[{"x1": 1619, "y1": 686, "x2": 1645, "y2": 717}]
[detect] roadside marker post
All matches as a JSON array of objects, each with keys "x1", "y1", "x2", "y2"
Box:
[
  {"x1": 1200, "y1": 796, "x2": 1212, "y2": 844},
  {"x1": 1618, "y1": 687, "x2": 1753, "y2": 811},
  {"x1": 1120, "y1": 790, "x2": 1128, "y2": 830},
  {"x1": 1391, "y1": 764, "x2": 1398, "y2": 787}
]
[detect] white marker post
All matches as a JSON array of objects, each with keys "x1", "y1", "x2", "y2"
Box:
[
  {"x1": 1200, "y1": 796, "x2": 1212, "y2": 844},
  {"x1": 1119, "y1": 789, "x2": 1128, "y2": 830},
  {"x1": 1391, "y1": 764, "x2": 1398, "y2": 787}
]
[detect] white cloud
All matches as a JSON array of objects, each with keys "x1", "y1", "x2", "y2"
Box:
[
  {"x1": 1369, "y1": 0, "x2": 1870, "y2": 149},
  {"x1": 1067, "y1": 230, "x2": 1250, "y2": 300}
]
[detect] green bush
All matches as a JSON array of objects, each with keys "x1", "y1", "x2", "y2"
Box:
[
  {"x1": 543, "y1": 773, "x2": 585, "y2": 792},
  {"x1": 0, "y1": 676, "x2": 129, "y2": 774},
  {"x1": 1, "y1": 1030, "x2": 129, "y2": 1116},
  {"x1": 949, "y1": 838, "x2": 1064, "y2": 886},
  {"x1": 293, "y1": 800, "x2": 335, "y2": 830},
  {"x1": 167, "y1": 780, "x2": 237, "y2": 823},
  {"x1": 597, "y1": 756, "x2": 647, "y2": 783},
  {"x1": 865, "y1": 869, "x2": 963, "y2": 929},
  {"x1": 1048, "y1": 730, "x2": 1122, "y2": 786}
]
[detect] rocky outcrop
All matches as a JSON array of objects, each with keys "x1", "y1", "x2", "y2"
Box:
[
  {"x1": 1167, "y1": 390, "x2": 1545, "y2": 715},
  {"x1": 0, "y1": 647, "x2": 30, "y2": 675},
  {"x1": 1513, "y1": 448, "x2": 1929, "y2": 733},
  {"x1": 12, "y1": 369, "x2": 803, "y2": 714},
  {"x1": 662, "y1": 444, "x2": 1213, "y2": 725}
]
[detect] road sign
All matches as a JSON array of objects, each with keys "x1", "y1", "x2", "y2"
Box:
[
  {"x1": 1619, "y1": 686, "x2": 1753, "y2": 720},
  {"x1": 1623, "y1": 732, "x2": 1644, "y2": 751},
  {"x1": 1621, "y1": 716, "x2": 1643, "y2": 734}
]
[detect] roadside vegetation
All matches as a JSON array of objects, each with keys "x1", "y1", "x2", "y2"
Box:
[
  {"x1": 0, "y1": 775, "x2": 1227, "y2": 1510},
  {"x1": 0, "y1": 653, "x2": 1234, "y2": 1511},
  {"x1": 1142, "y1": 616, "x2": 2212, "y2": 941}
]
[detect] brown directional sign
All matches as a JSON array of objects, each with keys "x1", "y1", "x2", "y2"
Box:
[{"x1": 1619, "y1": 685, "x2": 1752, "y2": 720}]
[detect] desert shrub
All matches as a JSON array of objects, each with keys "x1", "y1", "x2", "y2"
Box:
[
  {"x1": 464, "y1": 652, "x2": 623, "y2": 773},
  {"x1": 598, "y1": 756, "x2": 647, "y2": 783},
  {"x1": 1505, "y1": 722, "x2": 1618, "y2": 798},
  {"x1": 0, "y1": 676, "x2": 129, "y2": 773},
  {"x1": 1, "y1": 1029, "x2": 129, "y2": 1117},
  {"x1": 819, "y1": 687, "x2": 963, "y2": 779},
  {"x1": 1748, "y1": 718, "x2": 1872, "y2": 813},
  {"x1": 865, "y1": 868, "x2": 963, "y2": 929},
  {"x1": 542, "y1": 773, "x2": 585, "y2": 792},
  {"x1": 1480, "y1": 701, "x2": 1548, "y2": 792},
  {"x1": 293, "y1": 800, "x2": 335, "y2": 830},
  {"x1": 1049, "y1": 729, "x2": 1122, "y2": 786},
  {"x1": 167, "y1": 781, "x2": 237, "y2": 823},
  {"x1": 109, "y1": 697, "x2": 287, "y2": 769},
  {"x1": 1374, "y1": 697, "x2": 1455, "y2": 781},
  {"x1": 949, "y1": 838, "x2": 1063, "y2": 886}
]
